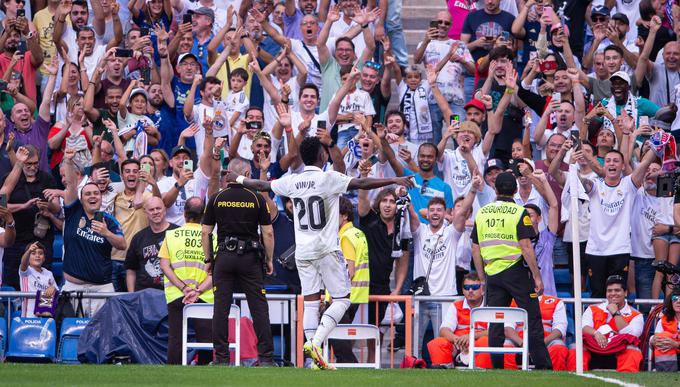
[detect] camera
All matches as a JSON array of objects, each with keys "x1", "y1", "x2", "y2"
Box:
[
  {"x1": 652, "y1": 260, "x2": 680, "y2": 290},
  {"x1": 655, "y1": 166, "x2": 680, "y2": 197}
]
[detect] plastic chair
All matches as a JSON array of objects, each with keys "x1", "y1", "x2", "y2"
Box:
[
  {"x1": 469, "y1": 307, "x2": 529, "y2": 370},
  {"x1": 6, "y1": 317, "x2": 57, "y2": 362},
  {"x1": 0, "y1": 317, "x2": 6, "y2": 361},
  {"x1": 181, "y1": 304, "x2": 240, "y2": 366},
  {"x1": 322, "y1": 324, "x2": 381, "y2": 369},
  {"x1": 57, "y1": 318, "x2": 90, "y2": 364}
]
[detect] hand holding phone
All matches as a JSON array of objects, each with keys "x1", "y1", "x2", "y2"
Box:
[{"x1": 183, "y1": 159, "x2": 193, "y2": 171}]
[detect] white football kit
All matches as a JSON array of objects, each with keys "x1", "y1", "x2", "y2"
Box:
[{"x1": 270, "y1": 166, "x2": 353, "y2": 297}]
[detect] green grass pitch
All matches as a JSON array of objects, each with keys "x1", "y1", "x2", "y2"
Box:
[{"x1": 0, "y1": 364, "x2": 677, "y2": 386}]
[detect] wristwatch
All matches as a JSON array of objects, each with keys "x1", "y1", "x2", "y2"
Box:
[
  {"x1": 174, "y1": 182, "x2": 184, "y2": 190},
  {"x1": 5, "y1": 221, "x2": 15, "y2": 228}
]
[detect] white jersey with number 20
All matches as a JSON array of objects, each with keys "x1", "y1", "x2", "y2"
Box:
[{"x1": 271, "y1": 166, "x2": 353, "y2": 261}]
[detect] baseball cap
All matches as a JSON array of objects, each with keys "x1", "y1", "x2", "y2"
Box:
[
  {"x1": 464, "y1": 98, "x2": 486, "y2": 113},
  {"x1": 591, "y1": 5, "x2": 610, "y2": 17},
  {"x1": 190, "y1": 7, "x2": 215, "y2": 22},
  {"x1": 611, "y1": 12, "x2": 629, "y2": 25},
  {"x1": 484, "y1": 158, "x2": 504, "y2": 176},
  {"x1": 495, "y1": 172, "x2": 518, "y2": 196},
  {"x1": 177, "y1": 52, "x2": 199, "y2": 67},
  {"x1": 171, "y1": 145, "x2": 193, "y2": 158},
  {"x1": 129, "y1": 88, "x2": 148, "y2": 100},
  {"x1": 609, "y1": 70, "x2": 630, "y2": 85}
]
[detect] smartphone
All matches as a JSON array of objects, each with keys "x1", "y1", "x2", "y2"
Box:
[
  {"x1": 570, "y1": 129, "x2": 581, "y2": 150},
  {"x1": 317, "y1": 120, "x2": 327, "y2": 130},
  {"x1": 0, "y1": 193, "x2": 6, "y2": 208},
  {"x1": 398, "y1": 144, "x2": 408, "y2": 152},
  {"x1": 0, "y1": 80, "x2": 7, "y2": 92},
  {"x1": 94, "y1": 211, "x2": 104, "y2": 222},
  {"x1": 543, "y1": 5, "x2": 555, "y2": 19},
  {"x1": 141, "y1": 67, "x2": 151, "y2": 85},
  {"x1": 640, "y1": 116, "x2": 650, "y2": 127},
  {"x1": 17, "y1": 41, "x2": 27, "y2": 54},
  {"x1": 656, "y1": 174, "x2": 675, "y2": 197},
  {"x1": 501, "y1": 31, "x2": 510, "y2": 41},
  {"x1": 450, "y1": 115, "x2": 460, "y2": 125},
  {"x1": 183, "y1": 13, "x2": 193, "y2": 24},
  {"x1": 429, "y1": 20, "x2": 439, "y2": 29},
  {"x1": 508, "y1": 158, "x2": 522, "y2": 178},
  {"x1": 115, "y1": 48, "x2": 133, "y2": 57},
  {"x1": 140, "y1": 27, "x2": 149, "y2": 37},
  {"x1": 183, "y1": 159, "x2": 193, "y2": 171},
  {"x1": 368, "y1": 155, "x2": 379, "y2": 166},
  {"x1": 245, "y1": 121, "x2": 262, "y2": 130},
  {"x1": 141, "y1": 163, "x2": 151, "y2": 174},
  {"x1": 552, "y1": 92, "x2": 561, "y2": 102},
  {"x1": 529, "y1": 51, "x2": 538, "y2": 61},
  {"x1": 16, "y1": 9, "x2": 25, "y2": 17}
]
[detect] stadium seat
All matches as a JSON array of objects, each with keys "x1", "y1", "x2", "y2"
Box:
[
  {"x1": 53, "y1": 234, "x2": 63, "y2": 261},
  {"x1": 181, "y1": 304, "x2": 240, "y2": 366},
  {"x1": 57, "y1": 318, "x2": 90, "y2": 364},
  {"x1": 0, "y1": 285, "x2": 17, "y2": 314},
  {"x1": 6, "y1": 317, "x2": 57, "y2": 362},
  {"x1": 0, "y1": 317, "x2": 6, "y2": 361},
  {"x1": 51, "y1": 262, "x2": 64, "y2": 287},
  {"x1": 323, "y1": 324, "x2": 380, "y2": 369},
  {"x1": 469, "y1": 307, "x2": 529, "y2": 370}
]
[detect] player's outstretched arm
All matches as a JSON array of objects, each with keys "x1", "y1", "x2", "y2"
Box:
[
  {"x1": 348, "y1": 175, "x2": 415, "y2": 191},
  {"x1": 225, "y1": 171, "x2": 273, "y2": 192}
]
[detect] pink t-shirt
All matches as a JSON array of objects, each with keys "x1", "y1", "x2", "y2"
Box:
[
  {"x1": 447, "y1": 0, "x2": 475, "y2": 40},
  {"x1": 0, "y1": 51, "x2": 38, "y2": 103}
]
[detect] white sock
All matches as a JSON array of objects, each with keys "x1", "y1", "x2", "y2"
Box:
[
  {"x1": 312, "y1": 298, "x2": 350, "y2": 346},
  {"x1": 303, "y1": 300, "x2": 320, "y2": 341}
]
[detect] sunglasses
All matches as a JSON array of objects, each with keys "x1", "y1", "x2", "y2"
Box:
[
  {"x1": 437, "y1": 20, "x2": 452, "y2": 26},
  {"x1": 420, "y1": 179, "x2": 429, "y2": 195},
  {"x1": 592, "y1": 16, "x2": 608, "y2": 23},
  {"x1": 463, "y1": 284, "x2": 482, "y2": 291},
  {"x1": 365, "y1": 60, "x2": 382, "y2": 71},
  {"x1": 672, "y1": 295, "x2": 680, "y2": 302}
]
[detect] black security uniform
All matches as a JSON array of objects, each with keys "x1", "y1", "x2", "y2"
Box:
[{"x1": 203, "y1": 183, "x2": 274, "y2": 364}]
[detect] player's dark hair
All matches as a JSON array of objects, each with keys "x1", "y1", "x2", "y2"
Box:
[
  {"x1": 299, "y1": 136, "x2": 323, "y2": 166},
  {"x1": 339, "y1": 196, "x2": 354, "y2": 223},
  {"x1": 121, "y1": 159, "x2": 141, "y2": 170}
]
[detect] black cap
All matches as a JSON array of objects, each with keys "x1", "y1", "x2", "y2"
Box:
[
  {"x1": 495, "y1": 172, "x2": 517, "y2": 196},
  {"x1": 611, "y1": 12, "x2": 629, "y2": 25},
  {"x1": 171, "y1": 145, "x2": 193, "y2": 158}
]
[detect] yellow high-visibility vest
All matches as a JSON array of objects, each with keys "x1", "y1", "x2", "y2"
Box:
[
  {"x1": 475, "y1": 201, "x2": 528, "y2": 276},
  {"x1": 339, "y1": 223, "x2": 370, "y2": 304},
  {"x1": 161, "y1": 223, "x2": 215, "y2": 304}
]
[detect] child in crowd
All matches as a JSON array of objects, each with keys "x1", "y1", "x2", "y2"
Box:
[{"x1": 19, "y1": 242, "x2": 58, "y2": 318}]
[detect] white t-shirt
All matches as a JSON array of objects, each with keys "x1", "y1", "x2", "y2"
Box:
[
  {"x1": 441, "y1": 298, "x2": 473, "y2": 331},
  {"x1": 336, "y1": 88, "x2": 375, "y2": 133},
  {"x1": 439, "y1": 145, "x2": 487, "y2": 200},
  {"x1": 413, "y1": 223, "x2": 461, "y2": 296},
  {"x1": 582, "y1": 301, "x2": 643, "y2": 337},
  {"x1": 224, "y1": 90, "x2": 250, "y2": 133},
  {"x1": 190, "y1": 103, "x2": 216, "y2": 158},
  {"x1": 504, "y1": 296, "x2": 568, "y2": 338},
  {"x1": 19, "y1": 266, "x2": 58, "y2": 318},
  {"x1": 417, "y1": 39, "x2": 472, "y2": 105},
  {"x1": 290, "y1": 39, "x2": 323, "y2": 91},
  {"x1": 586, "y1": 176, "x2": 638, "y2": 255},
  {"x1": 279, "y1": 110, "x2": 333, "y2": 158},
  {"x1": 157, "y1": 167, "x2": 210, "y2": 226},
  {"x1": 175, "y1": 0, "x2": 231, "y2": 36},
  {"x1": 270, "y1": 166, "x2": 353, "y2": 260},
  {"x1": 514, "y1": 186, "x2": 549, "y2": 231},
  {"x1": 630, "y1": 188, "x2": 674, "y2": 259},
  {"x1": 117, "y1": 111, "x2": 156, "y2": 152},
  {"x1": 328, "y1": 16, "x2": 373, "y2": 57}
]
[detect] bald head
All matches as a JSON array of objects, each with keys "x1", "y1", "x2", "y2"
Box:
[
  {"x1": 185, "y1": 196, "x2": 204, "y2": 223},
  {"x1": 144, "y1": 196, "x2": 167, "y2": 225},
  {"x1": 228, "y1": 157, "x2": 252, "y2": 177}
]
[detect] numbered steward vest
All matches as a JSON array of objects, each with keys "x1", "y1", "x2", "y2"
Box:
[
  {"x1": 163, "y1": 223, "x2": 214, "y2": 304},
  {"x1": 339, "y1": 223, "x2": 370, "y2": 304},
  {"x1": 475, "y1": 201, "x2": 525, "y2": 275},
  {"x1": 452, "y1": 299, "x2": 488, "y2": 336}
]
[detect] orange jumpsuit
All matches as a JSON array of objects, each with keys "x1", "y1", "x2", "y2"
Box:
[{"x1": 567, "y1": 302, "x2": 643, "y2": 372}]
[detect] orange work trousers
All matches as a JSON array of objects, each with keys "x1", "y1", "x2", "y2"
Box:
[
  {"x1": 567, "y1": 346, "x2": 642, "y2": 372},
  {"x1": 427, "y1": 336, "x2": 518, "y2": 369}
]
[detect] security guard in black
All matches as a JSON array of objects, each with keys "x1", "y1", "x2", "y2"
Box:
[{"x1": 203, "y1": 182, "x2": 274, "y2": 365}]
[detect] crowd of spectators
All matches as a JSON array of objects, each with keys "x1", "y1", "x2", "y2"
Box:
[{"x1": 0, "y1": 0, "x2": 679, "y2": 371}]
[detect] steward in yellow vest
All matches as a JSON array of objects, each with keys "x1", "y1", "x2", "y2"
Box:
[
  {"x1": 471, "y1": 172, "x2": 552, "y2": 370},
  {"x1": 159, "y1": 197, "x2": 214, "y2": 365}
]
